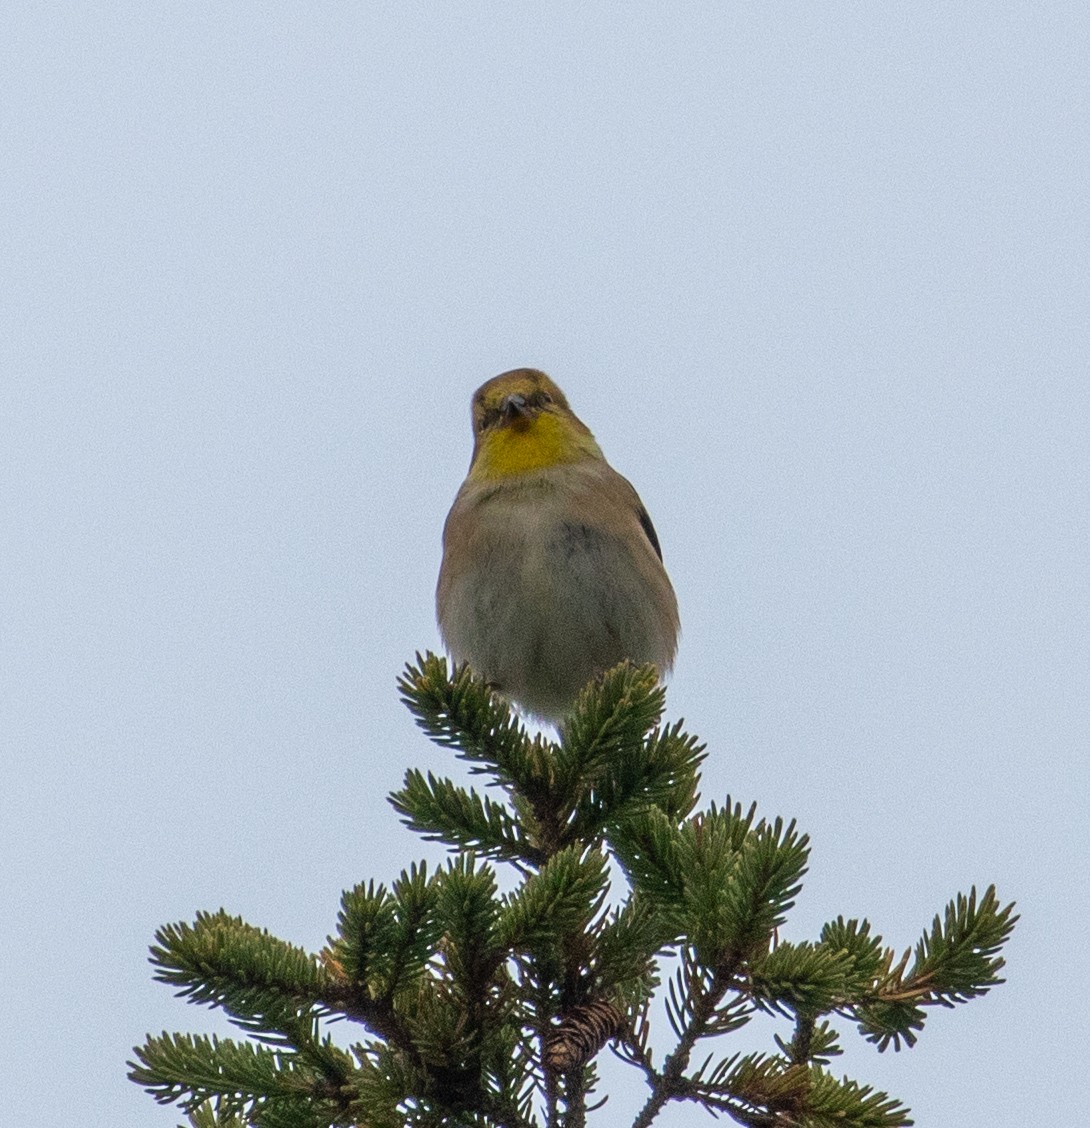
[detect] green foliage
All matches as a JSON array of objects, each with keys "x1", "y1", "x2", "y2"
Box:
[
  {"x1": 148, "y1": 912, "x2": 335, "y2": 1039},
  {"x1": 392, "y1": 770, "x2": 543, "y2": 863},
  {"x1": 129, "y1": 1030, "x2": 353, "y2": 1126},
  {"x1": 132, "y1": 654, "x2": 1017, "y2": 1128},
  {"x1": 331, "y1": 864, "x2": 440, "y2": 999},
  {"x1": 495, "y1": 846, "x2": 609, "y2": 952}
]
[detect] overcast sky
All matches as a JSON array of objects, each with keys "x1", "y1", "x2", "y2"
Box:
[{"x1": 2, "y1": 4, "x2": 1086, "y2": 1126}]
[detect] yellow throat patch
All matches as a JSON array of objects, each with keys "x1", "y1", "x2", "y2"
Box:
[{"x1": 471, "y1": 411, "x2": 598, "y2": 479}]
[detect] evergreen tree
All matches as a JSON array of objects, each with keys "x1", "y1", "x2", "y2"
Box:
[{"x1": 131, "y1": 655, "x2": 1015, "y2": 1127}]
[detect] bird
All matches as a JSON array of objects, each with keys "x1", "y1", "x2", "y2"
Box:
[{"x1": 436, "y1": 368, "x2": 679, "y2": 722}]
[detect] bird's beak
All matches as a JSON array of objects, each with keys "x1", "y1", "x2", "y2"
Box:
[{"x1": 502, "y1": 394, "x2": 529, "y2": 422}]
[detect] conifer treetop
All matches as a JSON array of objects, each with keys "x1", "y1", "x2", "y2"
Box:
[{"x1": 131, "y1": 655, "x2": 1016, "y2": 1128}]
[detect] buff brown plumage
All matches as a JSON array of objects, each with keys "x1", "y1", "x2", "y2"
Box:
[{"x1": 436, "y1": 368, "x2": 679, "y2": 722}]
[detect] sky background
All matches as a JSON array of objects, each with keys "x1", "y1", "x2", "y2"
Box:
[{"x1": 2, "y1": 4, "x2": 1087, "y2": 1126}]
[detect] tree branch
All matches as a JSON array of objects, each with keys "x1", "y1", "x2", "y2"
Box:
[{"x1": 631, "y1": 957, "x2": 740, "y2": 1128}]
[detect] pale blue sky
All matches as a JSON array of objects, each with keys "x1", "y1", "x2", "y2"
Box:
[{"x1": 2, "y1": 4, "x2": 1086, "y2": 1126}]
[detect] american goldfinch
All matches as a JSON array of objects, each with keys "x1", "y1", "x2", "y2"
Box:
[{"x1": 436, "y1": 368, "x2": 679, "y2": 722}]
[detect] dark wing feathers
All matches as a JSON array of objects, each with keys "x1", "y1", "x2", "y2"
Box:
[{"x1": 636, "y1": 504, "x2": 664, "y2": 562}]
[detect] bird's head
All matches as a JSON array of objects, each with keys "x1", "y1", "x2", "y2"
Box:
[{"x1": 467, "y1": 369, "x2": 602, "y2": 479}]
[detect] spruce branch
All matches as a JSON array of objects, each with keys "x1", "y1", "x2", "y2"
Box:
[
  {"x1": 586, "y1": 895, "x2": 671, "y2": 1004},
  {"x1": 803, "y1": 1070, "x2": 912, "y2": 1127},
  {"x1": 818, "y1": 917, "x2": 889, "y2": 985},
  {"x1": 565, "y1": 717, "x2": 707, "y2": 844},
  {"x1": 325, "y1": 863, "x2": 441, "y2": 1005},
  {"x1": 398, "y1": 654, "x2": 572, "y2": 856},
  {"x1": 775, "y1": 1016, "x2": 843, "y2": 1066},
  {"x1": 391, "y1": 770, "x2": 545, "y2": 865},
  {"x1": 608, "y1": 803, "x2": 688, "y2": 912},
  {"x1": 850, "y1": 884, "x2": 1017, "y2": 1051},
  {"x1": 129, "y1": 1032, "x2": 352, "y2": 1123},
  {"x1": 692, "y1": 811, "x2": 808, "y2": 963},
  {"x1": 907, "y1": 884, "x2": 1016, "y2": 1005},
  {"x1": 553, "y1": 662, "x2": 666, "y2": 800},
  {"x1": 183, "y1": 1101, "x2": 250, "y2": 1128},
  {"x1": 149, "y1": 912, "x2": 334, "y2": 1040},
  {"x1": 133, "y1": 653, "x2": 1015, "y2": 1128},
  {"x1": 748, "y1": 940, "x2": 860, "y2": 1015},
  {"x1": 495, "y1": 846, "x2": 610, "y2": 953},
  {"x1": 184, "y1": 1101, "x2": 249, "y2": 1128},
  {"x1": 631, "y1": 953, "x2": 743, "y2": 1128},
  {"x1": 398, "y1": 654, "x2": 549, "y2": 797}
]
